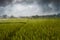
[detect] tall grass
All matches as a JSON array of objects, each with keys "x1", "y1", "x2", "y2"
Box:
[{"x1": 0, "y1": 18, "x2": 60, "y2": 40}]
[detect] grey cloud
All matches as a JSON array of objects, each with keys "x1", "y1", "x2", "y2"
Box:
[{"x1": 0, "y1": 0, "x2": 59, "y2": 17}]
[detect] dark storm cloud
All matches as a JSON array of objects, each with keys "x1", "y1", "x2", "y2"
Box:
[
  {"x1": 0, "y1": 0, "x2": 12, "y2": 3},
  {"x1": 37, "y1": 0, "x2": 59, "y2": 3},
  {"x1": 0, "y1": 0, "x2": 13, "y2": 6},
  {"x1": 16, "y1": 0, "x2": 59, "y2": 12},
  {"x1": 0, "y1": 0, "x2": 59, "y2": 16},
  {"x1": 36, "y1": 0, "x2": 60, "y2": 12},
  {"x1": 0, "y1": 0, "x2": 59, "y2": 7}
]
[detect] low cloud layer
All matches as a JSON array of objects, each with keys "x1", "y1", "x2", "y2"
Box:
[{"x1": 0, "y1": 0, "x2": 59, "y2": 17}]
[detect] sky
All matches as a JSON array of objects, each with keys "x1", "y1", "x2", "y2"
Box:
[{"x1": 0, "y1": 0, "x2": 59, "y2": 17}]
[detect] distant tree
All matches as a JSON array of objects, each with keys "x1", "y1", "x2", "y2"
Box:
[
  {"x1": 10, "y1": 15, "x2": 15, "y2": 18},
  {"x1": 57, "y1": 13, "x2": 60, "y2": 17},
  {"x1": 2, "y1": 15, "x2": 7, "y2": 18},
  {"x1": 32, "y1": 15, "x2": 39, "y2": 18}
]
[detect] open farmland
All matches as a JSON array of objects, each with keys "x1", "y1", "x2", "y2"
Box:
[{"x1": 0, "y1": 18, "x2": 60, "y2": 40}]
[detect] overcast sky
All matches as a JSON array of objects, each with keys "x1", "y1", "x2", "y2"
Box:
[{"x1": 0, "y1": 0, "x2": 59, "y2": 17}]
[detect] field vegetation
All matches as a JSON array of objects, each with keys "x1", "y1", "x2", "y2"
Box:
[{"x1": 0, "y1": 18, "x2": 60, "y2": 40}]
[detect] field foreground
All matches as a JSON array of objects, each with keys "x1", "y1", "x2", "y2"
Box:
[{"x1": 0, "y1": 18, "x2": 60, "y2": 40}]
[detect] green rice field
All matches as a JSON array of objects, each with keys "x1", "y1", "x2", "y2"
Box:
[{"x1": 0, "y1": 18, "x2": 60, "y2": 40}]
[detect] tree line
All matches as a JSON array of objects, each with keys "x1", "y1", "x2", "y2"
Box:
[{"x1": 0, "y1": 13, "x2": 60, "y2": 18}]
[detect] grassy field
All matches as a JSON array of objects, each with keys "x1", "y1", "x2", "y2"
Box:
[{"x1": 0, "y1": 18, "x2": 60, "y2": 40}]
